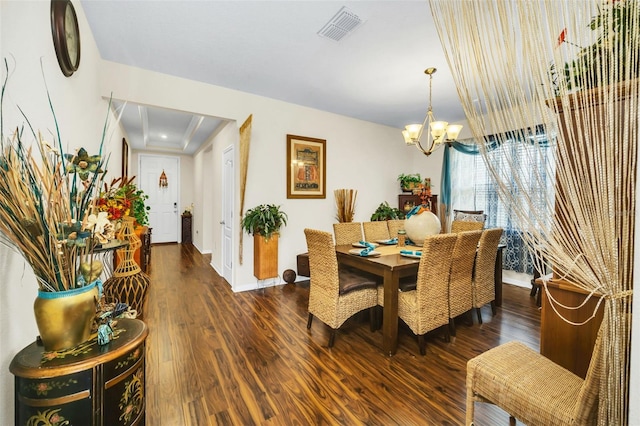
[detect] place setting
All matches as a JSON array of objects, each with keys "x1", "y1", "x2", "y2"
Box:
[
  {"x1": 349, "y1": 241, "x2": 381, "y2": 257},
  {"x1": 399, "y1": 249, "x2": 422, "y2": 259}
]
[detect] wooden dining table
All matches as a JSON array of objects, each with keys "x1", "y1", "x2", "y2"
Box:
[
  {"x1": 335, "y1": 244, "x2": 420, "y2": 356},
  {"x1": 335, "y1": 242, "x2": 506, "y2": 356}
]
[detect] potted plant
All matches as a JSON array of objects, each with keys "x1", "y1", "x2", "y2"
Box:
[
  {"x1": 397, "y1": 173, "x2": 423, "y2": 192},
  {"x1": 370, "y1": 201, "x2": 405, "y2": 221},
  {"x1": 241, "y1": 204, "x2": 288, "y2": 279},
  {"x1": 0, "y1": 137, "x2": 116, "y2": 350},
  {"x1": 550, "y1": 0, "x2": 640, "y2": 93},
  {"x1": 97, "y1": 177, "x2": 150, "y2": 227}
]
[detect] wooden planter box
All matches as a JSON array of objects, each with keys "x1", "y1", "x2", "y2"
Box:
[{"x1": 254, "y1": 234, "x2": 278, "y2": 279}]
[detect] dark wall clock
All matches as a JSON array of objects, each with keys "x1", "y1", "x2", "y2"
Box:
[{"x1": 51, "y1": 0, "x2": 80, "y2": 77}]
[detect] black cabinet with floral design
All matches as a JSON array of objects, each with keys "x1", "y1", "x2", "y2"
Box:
[{"x1": 10, "y1": 319, "x2": 148, "y2": 426}]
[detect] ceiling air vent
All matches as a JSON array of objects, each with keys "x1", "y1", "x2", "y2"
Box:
[{"x1": 317, "y1": 6, "x2": 364, "y2": 42}]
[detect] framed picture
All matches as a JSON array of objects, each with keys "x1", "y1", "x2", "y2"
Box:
[
  {"x1": 122, "y1": 138, "x2": 129, "y2": 177},
  {"x1": 286, "y1": 134, "x2": 326, "y2": 199}
]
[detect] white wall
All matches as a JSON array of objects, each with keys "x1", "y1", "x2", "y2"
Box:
[
  {"x1": 97, "y1": 61, "x2": 425, "y2": 291},
  {"x1": 0, "y1": 1, "x2": 123, "y2": 423}
]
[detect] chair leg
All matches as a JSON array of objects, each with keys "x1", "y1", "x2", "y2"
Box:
[
  {"x1": 307, "y1": 312, "x2": 313, "y2": 329},
  {"x1": 418, "y1": 334, "x2": 426, "y2": 355},
  {"x1": 443, "y1": 324, "x2": 451, "y2": 343},
  {"x1": 449, "y1": 318, "x2": 457, "y2": 336},
  {"x1": 476, "y1": 307, "x2": 483, "y2": 324},
  {"x1": 465, "y1": 386, "x2": 475, "y2": 426},
  {"x1": 307, "y1": 313, "x2": 313, "y2": 329},
  {"x1": 530, "y1": 280, "x2": 537, "y2": 297},
  {"x1": 467, "y1": 310, "x2": 474, "y2": 326},
  {"x1": 369, "y1": 307, "x2": 375, "y2": 332},
  {"x1": 490, "y1": 301, "x2": 496, "y2": 316},
  {"x1": 509, "y1": 415, "x2": 516, "y2": 426},
  {"x1": 328, "y1": 329, "x2": 336, "y2": 347}
]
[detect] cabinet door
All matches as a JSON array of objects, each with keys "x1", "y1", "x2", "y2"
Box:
[
  {"x1": 15, "y1": 371, "x2": 93, "y2": 425},
  {"x1": 104, "y1": 343, "x2": 146, "y2": 426},
  {"x1": 540, "y1": 283, "x2": 603, "y2": 378}
]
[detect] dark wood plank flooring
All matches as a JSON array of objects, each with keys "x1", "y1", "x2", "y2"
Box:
[{"x1": 144, "y1": 243, "x2": 541, "y2": 425}]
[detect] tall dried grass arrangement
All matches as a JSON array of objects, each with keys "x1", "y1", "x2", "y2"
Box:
[
  {"x1": 334, "y1": 188, "x2": 357, "y2": 223},
  {"x1": 429, "y1": 0, "x2": 638, "y2": 423},
  {"x1": 0, "y1": 65, "x2": 110, "y2": 292}
]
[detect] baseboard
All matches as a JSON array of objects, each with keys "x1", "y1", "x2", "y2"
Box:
[{"x1": 502, "y1": 270, "x2": 533, "y2": 288}]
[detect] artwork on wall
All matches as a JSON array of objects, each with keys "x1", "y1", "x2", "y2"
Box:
[
  {"x1": 122, "y1": 138, "x2": 129, "y2": 178},
  {"x1": 286, "y1": 134, "x2": 326, "y2": 199}
]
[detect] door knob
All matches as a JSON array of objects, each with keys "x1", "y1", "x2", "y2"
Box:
[{"x1": 220, "y1": 221, "x2": 225, "y2": 225}]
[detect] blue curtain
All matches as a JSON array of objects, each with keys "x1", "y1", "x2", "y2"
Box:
[{"x1": 441, "y1": 125, "x2": 554, "y2": 274}]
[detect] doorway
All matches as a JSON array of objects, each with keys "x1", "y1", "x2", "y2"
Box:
[{"x1": 138, "y1": 154, "x2": 180, "y2": 243}]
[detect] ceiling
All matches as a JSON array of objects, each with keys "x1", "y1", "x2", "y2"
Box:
[{"x1": 82, "y1": 1, "x2": 463, "y2": 155}]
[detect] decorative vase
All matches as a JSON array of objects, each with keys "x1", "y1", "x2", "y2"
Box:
[
  {"x1": 404, "y1": 208, "x2": 441, "y2": 246},
  {"x1": 104, "y1": 216, "x2": 150, "y2": 319},
  {"x1": 33, "y1": 280, "x2": 100, "y2": 351}
]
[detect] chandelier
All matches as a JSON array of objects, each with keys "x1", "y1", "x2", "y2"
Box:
[{"x1": 402, "y1": 67, "x2": 463, "y2": 156}]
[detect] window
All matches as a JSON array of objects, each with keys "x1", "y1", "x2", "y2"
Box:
[{"x1": 451, "y1": 137, "x2": 555, "y2": 274}]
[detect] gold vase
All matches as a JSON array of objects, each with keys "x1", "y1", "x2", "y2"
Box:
[{"x1": 33, "y1": 280, "x2": 100, "y2": 351}]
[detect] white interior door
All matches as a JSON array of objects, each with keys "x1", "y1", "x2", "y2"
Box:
[
  {"x1": 222, "y1": 147, "x2": 234, "y2": 284},
  {"x1": 139, "y1": 154, "x2": 180, "y2": 243}
]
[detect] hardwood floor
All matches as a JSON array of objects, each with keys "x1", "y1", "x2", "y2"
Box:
[{"x1": 144, "y1": 243, "x2": 541, "y2": 425}]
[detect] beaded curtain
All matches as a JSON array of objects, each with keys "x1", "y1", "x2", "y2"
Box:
[{"x1": 429, "y1": 0, "x2": 638, "y2": 423}]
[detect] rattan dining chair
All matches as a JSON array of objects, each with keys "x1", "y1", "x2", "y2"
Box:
[
  {"x1": 377, "y1": 233, "x2": 458, "y2": 355},
  {"x1": 363, "y1": 221, "x2": 391, "y2": 242},
  {"x1": 332, "y1": 222, "x2": 363, "y2": 246},
  {"x1": 304, "y1": 228, "x2": 378, "y2": 347},
  {"x1": 386, "y1": 219, "x2": 405, "y2": 238},
  {"x1": 451, "y1": 220, "x2": 484, "y2": 233},
  {"x1": 466, "y1": 325, "x2": 602, "y2": 425},
  {"x1": 472, "y1": 228, "x2": 503, "y2": 323},
  {"x1": 448, "y1": 230, "x2": 483, "y2": 336}
]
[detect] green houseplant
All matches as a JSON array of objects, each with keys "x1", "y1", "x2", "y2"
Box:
[
  {"x1": 242, "y1": 204, "x2": 288, "y2": 280},
  {"x1": 397, "y1": 173, "x2": 423, "y2": 192},
  {"x1": 370, "y1": 202, "x2": 405, "y2": 221},
  {"x1": 241, "y1": 204, "x2": 288, "y2": 240}
]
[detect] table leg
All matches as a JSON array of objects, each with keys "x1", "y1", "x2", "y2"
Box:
[{"x1": 382, "y1": 269, "x2": 400, "y2": 356}]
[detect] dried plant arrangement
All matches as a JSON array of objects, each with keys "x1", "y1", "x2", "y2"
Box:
[{"x1": 334, "y1": 188, "x2": 357, "y2": 223}]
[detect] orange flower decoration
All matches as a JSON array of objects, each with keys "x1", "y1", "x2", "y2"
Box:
[{"x1": 556, "y1": 28, "x2": 567, "y2": 47}]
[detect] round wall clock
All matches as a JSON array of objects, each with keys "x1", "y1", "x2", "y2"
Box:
[{"x1": 51, "y1": 0, "x2": 81, "y2": 77}]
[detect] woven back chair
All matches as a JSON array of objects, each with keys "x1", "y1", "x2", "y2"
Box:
[
  {"x1": 386, "y1": 219, "x2": 405, "y2": 238},
  {"x1": 332, "y1": 222, "x2": 363, "y2": 246},
  {"x1": 451, "y1": 220, "x2": 484, "y2": 233},
  {"x1": 447, "y1": 230, "x2": 483, "y2": 336},
  {"x1": 472, "y1": 228, "x2": 503, "y2": 323},
  {"x1": 466, "y1": 323, "x2": 603, "y2": 425},
  {"x1": 363, "y1": 221, "x2": 390, "y2": 242},
  {"x1": 304, "y1": 228, "x2": 378, "y2": 347},
  {"x1": 378, "y1": 233, "x2": 457, "y2": 355}
]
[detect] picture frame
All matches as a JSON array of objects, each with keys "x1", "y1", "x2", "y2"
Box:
[
  {"x1": 122, "y1": 138, "x2": 129, "y2": 178},
  {"x1": 286, "y1": 134, "x2": 326, "y2": 199}
]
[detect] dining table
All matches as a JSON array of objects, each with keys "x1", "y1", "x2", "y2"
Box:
[
  {"x1": 335, "y1": 242, "x2": 507, "y2": 356},
  {"x1": 335, "y1": 243, "x2": 420, "y2": 356}
]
